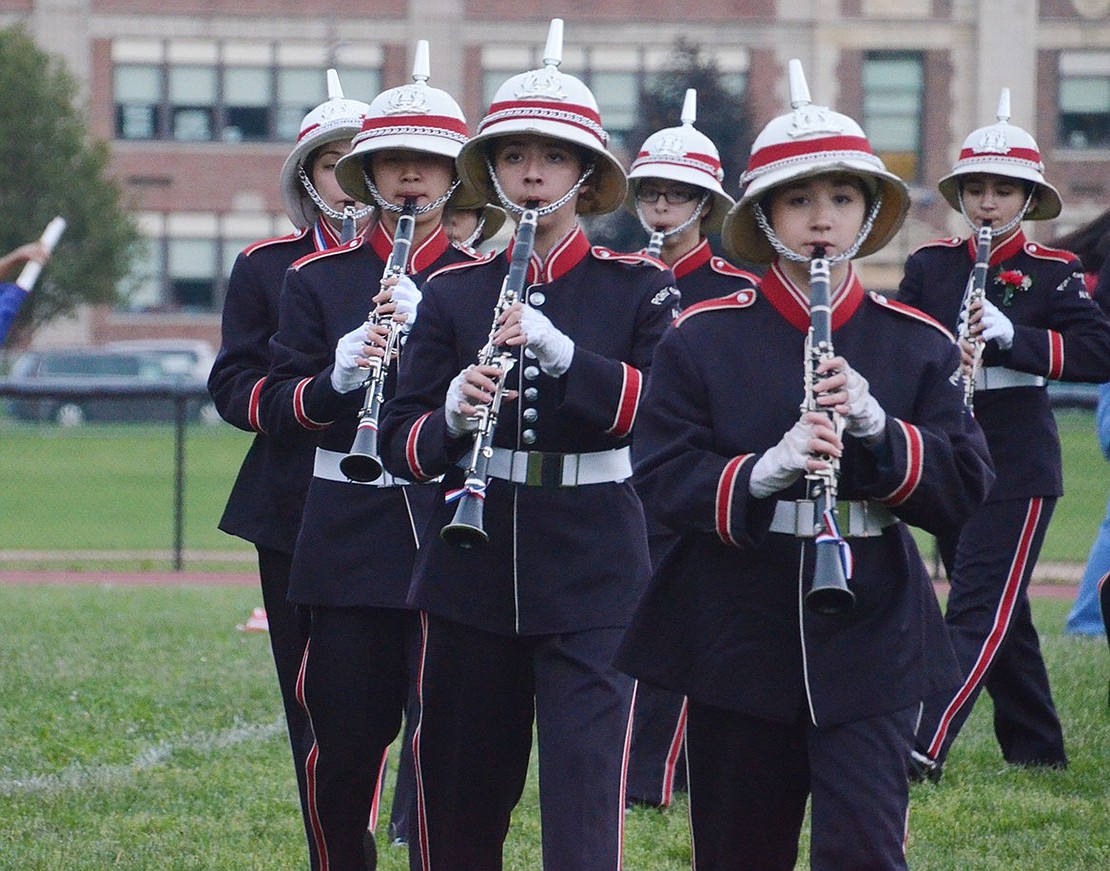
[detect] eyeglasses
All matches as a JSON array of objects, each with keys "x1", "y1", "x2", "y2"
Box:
[{"x1": 635, "y1": 186, "x2": 700, "y2": 205}]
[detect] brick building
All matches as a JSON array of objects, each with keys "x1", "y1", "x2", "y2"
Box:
[{"x1": 1, "y1": 0, "x2": 1108, "y2": 346}]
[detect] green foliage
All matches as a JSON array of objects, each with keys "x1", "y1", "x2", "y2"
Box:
[
  {"x1": 0, "y1": 25, "x2": 140, "y2": 342},
  {"x1": 0, "y1": 591, "x2": 1105, "y2": 869}
]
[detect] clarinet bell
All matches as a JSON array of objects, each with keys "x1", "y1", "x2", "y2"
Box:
[
  {"x1": 805, "y1": 541, "x2": 857, "y2": 615},
  {"x1": 339, "y1": 425, "x2": 383, "y2": 483},
  {"x1": 440, "y1": 496, "x2": 489, "y2": 549}
]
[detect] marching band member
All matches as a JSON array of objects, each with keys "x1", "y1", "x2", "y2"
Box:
[
  {"x1": 442, "y1": 201, "x2": 507, "y2": 253},
  {"x1": 258, "y1": 43, "x2": 478, "y2": 870},
  {"x1": 378, "y1": 19, "x2": 680, "y2": 870},
  {"x1": 616, "y1": 60, "x2": 993, "y2": 869},
  {"x1": 898, "y1": 90, "x2": 1110, "y2": 782},
  {"x1": 622, "y1": 88, "x2": 758, "y2": 810},
  {"x1": 207, "y1": 70, "x2": 372, "y2": 870}
]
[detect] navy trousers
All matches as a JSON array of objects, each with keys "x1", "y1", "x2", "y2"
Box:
[{"x1": 917, "y1": 497, "x2": 1067, "y2": 768}]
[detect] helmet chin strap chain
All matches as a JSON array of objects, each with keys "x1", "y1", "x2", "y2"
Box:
[
  {"x1": 485, "y1": 158, "x2": 595, "y2": 218},
  {"x1": 297, "y1": 166, "x2": 375, "y2": 223},
  {"x1": 361, "y1": 172, "x2": 461, "y2": 215},
  {"x1": 461, "y1": 215, "x2": 488, "y2": 250},
  {"x1": 635, "y1": 191, "x2": 710, "y2": 245},
  {"x1": 752, "y1": 194, "x2": 883, "y2": 265},
  {"x1": 956, "y1": 187, "x2": 1033, "y2": 238}
]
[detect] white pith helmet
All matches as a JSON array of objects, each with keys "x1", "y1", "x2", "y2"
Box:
[
  {"x1": 627, "y1": 89, "x2": 735, "y2": 233},
  {"x1": 279, "y1": 69, "x2": 370, "y2": 229},
  {"x1": 937, "y1": 88, "x2": 1062, "y2": 221},
  {"x1": 456, "y1": 18, "x2": 628, "y2": 216},
  {"x1": 335, "y1": 40, "x2": 470, "y2": 204},
  {"x1": 722, "y1": 59, "x2": 909, "y2": 264}
]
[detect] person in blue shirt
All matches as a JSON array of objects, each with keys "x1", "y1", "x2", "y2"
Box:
[{"x1": 0, "y1": 241, "x2": 51, "y2": 343}]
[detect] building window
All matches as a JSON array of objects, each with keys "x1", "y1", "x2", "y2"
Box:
[
  {"x1": 1058, "y1": 52, "x2": 1110, "y2": 149},
  {"x1": 862, "y1": 52, "x2": 924, "y2": 182},
  {"x1": 168, "y1": 238, "x2": 219, "y2": 311},
  {"x1": 115, "y1": 65, "x2": 165, "y2": 140},
  {"x1": 113, "y1": 47, "x2": 380, "y2": 143},
  {"x1": 169, "y1": 66, "x2": 217, "y2": 142}
]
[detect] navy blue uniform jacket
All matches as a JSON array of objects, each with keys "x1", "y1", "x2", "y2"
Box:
[
  {"x1": 379, "y1": 226, "x2": 681, "y2": 636},
  {"x1": 668, "y1": 238, "x2": 759, "y2": 308},
  {"x1": 261, "y1": 222, "x2": 475, "y2": 607},
  {"x1": 899, "y1": 230, "x2": 1110, "y2": 502},
  {"x1": 209, "y1": 222, "x2": 343, "y2": 552},
  {"x1": 616, "y1": 263, "x2": 995, "y2": 727}
]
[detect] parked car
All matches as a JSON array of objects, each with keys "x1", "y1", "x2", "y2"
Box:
[
  {"x1": 107, "y1": 339, "x2": 220, "y2": 423},
  {"x1": 2, "y1": 347, "x2": 216, "y2": 426}
]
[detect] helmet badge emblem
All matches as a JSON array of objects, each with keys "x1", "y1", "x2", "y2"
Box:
[
  {"x1": 515, "y1": 69, "x2": 568, "y2": 101},
  {"x1": 386, "y1": 84, "x2": 431, "y2": 115},
  {"x1": 972, "y1": 129, "x2": 1011, "y2": 154},
  {"x1": 787, "y1": 105, "x2": 846, "y2": 139},
  {"x1": 650, "y1": 133, "x2": 686, "y2": 158}
]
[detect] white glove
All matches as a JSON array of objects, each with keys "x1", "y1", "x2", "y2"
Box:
[
  {"x1": 391, "y1": 275, "x2": 422, "y2": 332},
  {"x1": 445, "y1": 367, "x2": 480, "y2": 437},
  {"x1": 520, "y1": 305, "x2": 574, "y2": 377},
  {"x1": 330, "y1": 323, "x2": 370, "y2": 393},
  {"x1": 980, "y1": 298, "x2": 1015, "y2": 349},
  {"x1": 843, "y1": 364, "x2": 887, "y2": 440},
  {"x1": 749, "y1": 418, "x2": 814, "y2": 499}
]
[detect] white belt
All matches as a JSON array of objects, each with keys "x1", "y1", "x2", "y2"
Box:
[
  {"x1": 974, "y1": 367, "x2": 1045, "y2": 391},
  {"x1": 484, "y1": 446, "x2": 632, "y2": 487},
  {"x1": 770, "y1": 499, "x2": 897, "y2": 538},
  {"x1": 313, "y1": 448, "x2": 412, "y2": 487}
]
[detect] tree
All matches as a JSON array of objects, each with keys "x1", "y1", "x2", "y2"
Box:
[
  {"x1": 0, "y1": 25, "x2": 140, "y2": 345},
  {"x1": 586, "y1": 39, "x2": 754, "y2": 256}
]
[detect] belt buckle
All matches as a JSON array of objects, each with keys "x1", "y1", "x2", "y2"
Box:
[
  {"x1": 523, "y1": 451, "x2": 566, "y2": 487},
  {"x1": 794, "y1": 499, "x2": 817, "y2": 537}
]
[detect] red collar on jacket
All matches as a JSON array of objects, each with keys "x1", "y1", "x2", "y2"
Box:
[
  {"x1": 671, "y1": 238, "x2": 712, "y2": 280},
  {"x1": 761, "y1": 259, "x2": 866, "y2": 333},
  {"x1": 506, "y1": 224, "x2": 592, "y2": 285},
  {"x1": 368, "y1": 220, "x2": 450, "y2": 273},
  {"x1": 966, "y1": 228, "x2": 1026, "y2": 267}
]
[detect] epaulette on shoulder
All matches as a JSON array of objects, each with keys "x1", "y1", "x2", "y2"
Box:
[
  {"x1": 910, "y1": 236, "x2": 962, "y2": 255},
  {"x1": 591, "y1": 247, "x2": 667, "y2": 270},
  {"x1": 674, "y1": 289, "x2": 757, "y2": 327},
  {"x1": 1024, "y1": 241, "x2": 1075, "y2": 265},
  {"x1": 242, "y1": 227, "x2": 310, "y2": 257},
  {"x1": 290, "y1": 237, "x2": 362, "y2": 271},
  {"x1": 449, "y1": 241, "x2": 488, "y2": 260},
  {"x1": 426, "y1": 249, "x2": 498, "y2": 282},
  {"x1": 709, "y1": 256, "x2": 760, "y2": 284},
  {"x1": 868, "y1": 292, "x2": 954, "y2": 341}
]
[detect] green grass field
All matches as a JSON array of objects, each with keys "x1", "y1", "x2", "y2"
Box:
[
  {"x1": 0, "y1": 587, "x2": 1105, "y2": 869},
  {"x1": 1, "y1": 410, "x2": 1107, "y2": 568}
]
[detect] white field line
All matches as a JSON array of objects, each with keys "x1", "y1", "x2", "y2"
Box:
[{"x1": 0, "y1": 716, "x2": 284, "y2": 796}]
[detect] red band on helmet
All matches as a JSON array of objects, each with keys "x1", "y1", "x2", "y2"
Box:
[
  {"x1": 747, "y1": 135, "x2": 874, "y2": 173},
  {"x1": 358, "y1": 114, "x2": 470, "y2": 138},
  {"x1": 634, "y1": 150, "x2": 721, "y2": 173},
  {"x1": 297, "y1": 123, "x2": 321, "y2": 143},
  {"x1": 482, "y1": 99, "x2": 607, "y2": 145},
  {"x1": 956, "y1": 146, "x2": 1042, "y2": 165}
]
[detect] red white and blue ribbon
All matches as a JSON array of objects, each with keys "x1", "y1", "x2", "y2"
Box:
[
  {"x1": 815, "y1": 508, "x2": 854, "y2": 579},
  {"x1": 444, "y1": 482, "x2": 486, "y2": 504}
]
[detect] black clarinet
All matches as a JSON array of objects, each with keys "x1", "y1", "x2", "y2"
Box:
[
  {"x1": 802, "y1": 247, "x2": 856, "y2": 615},
  {"x1": 440, "y1": 205, "x2": 539, "y2": 549},
  {"x1": 645, "y1": 229, "x2": 665, "y2": 258},
  {"x1": 959, "y1": 220, "x2": 993, "y2": 413},
  {"x1": 339, "y1": 198, "x2": 418, "y2": 483}
]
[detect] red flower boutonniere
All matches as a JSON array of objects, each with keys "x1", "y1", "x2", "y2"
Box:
[{"x1": 995, "y1": 269, "x2": 1032, "y2": 306}]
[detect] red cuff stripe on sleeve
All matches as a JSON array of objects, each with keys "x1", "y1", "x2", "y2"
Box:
[
  {"x1": 606, "y1": 363, "x2": 643, "y2": 438},
  {"x1": 292, "y1": 377, "x2": 329, "y2": 430},
  {"x1": 247, "y1": 377, "x2": 266, "y2": 433},
  {"x1": 1047, "y1": 330, "x2": 1064, "y2": 380},
  {"x1": 406, "y1": 412, "x2": 435, "y2": 481},
  {"x1": 715, "y1": 454, "x2": 753, "y2": 547},
  {"x1": 882, "y1": 420, "x2": 924, "y2": 506}
]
